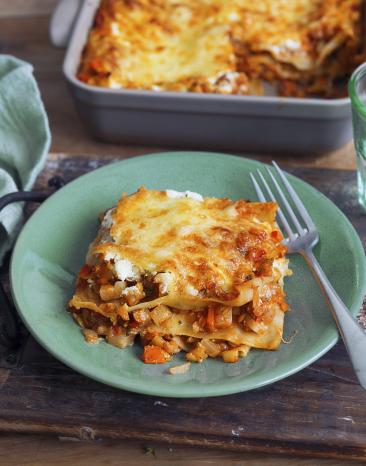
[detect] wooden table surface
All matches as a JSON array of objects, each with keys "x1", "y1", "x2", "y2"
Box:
[{"x1": 0, "y1": 1, "x2": 364, "y2": 465}]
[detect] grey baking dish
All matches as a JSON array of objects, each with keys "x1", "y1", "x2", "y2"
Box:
[{"x1": 52, "y1": 0, "x2": 354, "y2": 153}]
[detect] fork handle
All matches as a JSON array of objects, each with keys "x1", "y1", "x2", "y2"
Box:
[{"x1": 304, "y1": 249, "x2": 366, "y2": 389}]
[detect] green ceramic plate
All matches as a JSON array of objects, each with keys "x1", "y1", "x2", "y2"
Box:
[{"x1": 11, "y1": 152, "x2": 366, "y2": 397}]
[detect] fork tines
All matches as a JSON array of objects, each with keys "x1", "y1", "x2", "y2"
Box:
[{"x1": 250, "y1": 162, "x2": 316, "y2": 242}]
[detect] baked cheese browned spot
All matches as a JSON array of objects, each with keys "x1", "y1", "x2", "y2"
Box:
[{"x1": 77, "y1": 0, "x2": 363, "y2": 97}]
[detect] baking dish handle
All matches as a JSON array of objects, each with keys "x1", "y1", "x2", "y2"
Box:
[
  {"x1": 0, "y1": 176, "x2": 65, "y2": 350},
  {"x1": 49, "y1": 0, "x2": 83, "y2": 48}
]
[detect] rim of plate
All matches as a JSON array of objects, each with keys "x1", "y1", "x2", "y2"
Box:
[{"x1": 10, "y1": 151, "x2": 366, "y2": 397}]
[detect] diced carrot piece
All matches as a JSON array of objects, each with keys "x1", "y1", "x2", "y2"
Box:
[
  {"x1": 94, "y1": 9, "x2": 105, "y2": 28},
  {"x1": 142, "y1": 345, "x2": 169, "y2": 364},
  {"x1": 248, "y1": 247, "x2": 266, "y2": 261},
  {"x1": 77, "y1": 278, "x2": 88, "y2": 289},
  {"x1": 117, "y1": 304, "x2": 130, "y2": 321},
  {"x1": 90, "y1": 58, "x2": 105, "y2": 73},
  {"x1": 129, "y1": 320, "x2": 140, "y2": 329},
  {"x1": 271, "y1": 230, "x2": 283, "y2": 242},
  {"x1": 112, "y1": 325, "x2": 122, "y2": 336},
  {"x1": 280, "y1": 298, "x2": 289, "y2": 312},
  {"x1": 98, "y1": 27, "x2": 111, "y2": 36},
  {"x1": 206, "y1": 306, "x2": 216, "y2": 332},
  {"x1": 77, "y1": 72, "x2": 90, "y2": 83},
  {"x1": 79, "y1": 264, "x2": 91, "y2": 279}
]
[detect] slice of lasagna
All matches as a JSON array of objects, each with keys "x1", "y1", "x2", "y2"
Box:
[{"x1": 69, "y1": 187, "x2": 292, "y2": 364}]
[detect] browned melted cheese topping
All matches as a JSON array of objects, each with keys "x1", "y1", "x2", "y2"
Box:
[
  {"x1": 77, "y1": 0, "x2": 363, "y2": 97},
  {"x1": 94, "y1": 188, "x2": 286, "y2": 306}
]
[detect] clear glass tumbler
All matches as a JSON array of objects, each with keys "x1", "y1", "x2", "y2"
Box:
[{"x1": 349, "y1": 63, "x2": 366, "y2": 209}]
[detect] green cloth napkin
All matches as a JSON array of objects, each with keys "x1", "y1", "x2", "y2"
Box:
[{"x1": 0, "y1": 55, "x2": 51, "y2": 265}]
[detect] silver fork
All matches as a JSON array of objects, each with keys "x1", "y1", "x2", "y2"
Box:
[{"x1": 250, "y1": 162, "x2": 366, "y2": 389}]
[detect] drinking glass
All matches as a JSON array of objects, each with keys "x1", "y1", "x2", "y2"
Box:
[{"x1": 349, "y1": 63, "x2": 366, "y2": 209}]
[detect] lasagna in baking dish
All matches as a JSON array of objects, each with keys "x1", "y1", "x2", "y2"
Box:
[
  {"x1": 77, "y1": 0, "x2": 364, "y2": 97},
  {"x1": 69, "y1": 188, "x2": 292, "y2": 364}
]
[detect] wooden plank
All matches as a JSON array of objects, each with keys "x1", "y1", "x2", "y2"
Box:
[
  {"x1": 1, "y1": 340, "x2": 366, "y2": 461},
  {"x1": 0, "y1": 154, "x2": 365, "y2": 462},
  {"x1": 0, "y1": 433, "x2": 356, "y2": 466}
]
